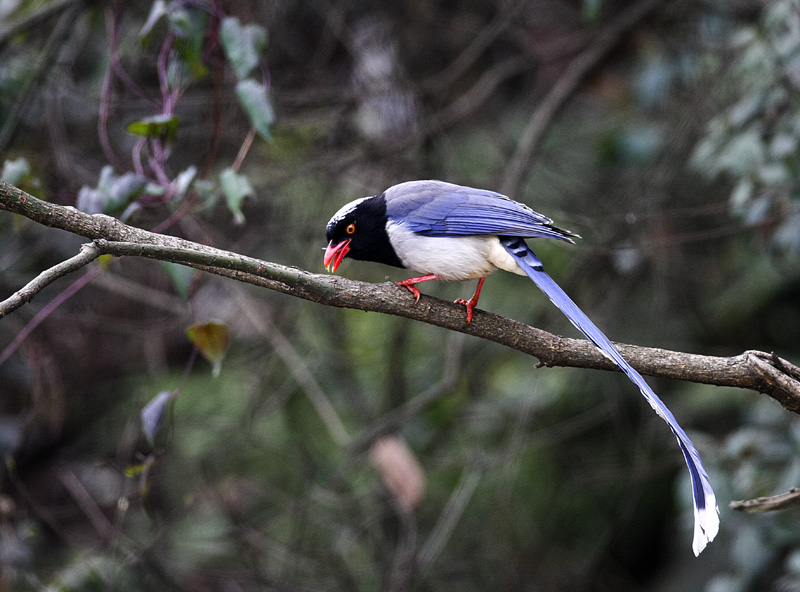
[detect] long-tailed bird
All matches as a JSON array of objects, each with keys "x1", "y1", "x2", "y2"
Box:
[{"x1": 324, "y1": 179, "x2": 719, "y2": 555}]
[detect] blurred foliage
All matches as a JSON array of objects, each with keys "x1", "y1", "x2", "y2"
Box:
[
  {"x1": 691, "y1": 0, "x2": 800, "y2": 263},
  {"x1": 0, "y1": 0, "x2": 799, "y2": 591}
]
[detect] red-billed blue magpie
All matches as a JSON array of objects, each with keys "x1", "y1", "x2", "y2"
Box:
[{"x1": 324, "y1": 180, "x2": 719, "y2": 555}]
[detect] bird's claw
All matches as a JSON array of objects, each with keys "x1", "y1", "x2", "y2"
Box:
[
  {"x1": 454, "y1": 297, "x2": 476, "y2": 325},
  {"x1": 397, "y1": 282, "x2": 422, "y2": 304},
  {"x1": 395, "y1": 275, "x2": 440, "y2": 306}
]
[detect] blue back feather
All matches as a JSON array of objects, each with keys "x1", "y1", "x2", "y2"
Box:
[{"x1": 384, "y1": 181, "x2": 577, "y2": 241}]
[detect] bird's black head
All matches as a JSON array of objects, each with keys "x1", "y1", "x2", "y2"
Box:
[{"x1": 324, "y1": 193, "x2": 403, "y2": 272}]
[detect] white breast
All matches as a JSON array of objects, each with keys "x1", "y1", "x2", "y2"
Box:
[{"x1": 386, "y1": 222, "x2": 525, "y2": 280}]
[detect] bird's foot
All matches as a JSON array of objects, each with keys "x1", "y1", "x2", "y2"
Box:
[
  {"x1": 454, "y1": 277, "x2": 486, "y2": 325},
  {"x1": 395, "y1": 274, "x2": 440, "y2": 304},
  {"x1": 397, "y1": 282, "x2": 422, "y2": 304},
  {"x1": 454, "y1": 296, "x2": 478, "y2": 325}
]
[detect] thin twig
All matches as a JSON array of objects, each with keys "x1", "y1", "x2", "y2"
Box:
[
  {"x1": 0, "y1": 242, "x2": 100, "y2": 320},
  {"x1": 4, "y1": 458, "x2": 79, "y2": 547},
  {"x1": 348, "y1": 334, "x2": 464, "y2": 454},
  {"x1": 0, "y1": 2, "x2": 83, "y2": 151},
  {"x1": 98, "y1": 3, "x2": 127, "y2": 171},
  {"x1": 431, "y1": 56, "x2": 530, "y2": 130},
  {"x1": 0, "y1": 267, "x2": 101, "y2": 367},
  {"x1": 235, "y1": 290, "x2": 352, "y2": 447},
  {"x1": 233, "y1": 128, "x2": 257, "y2": 172},
  {"x1": 730, "y1": 488, "x2": 800, "y2": 513},
  {"x1": 387, "y1": 502, "x2": 418, "y2": 592},
  {"x1": 0, "y1": 0, "x2": 81, "y2": 47},
  {"x1": 416, "y1": 468, "x2": 481, "y2": 576},
  {"x1": 201, "y1": 5, "x2": 226, "y2": 180},
  {"x1": 501, "y1": 0, "x2": 664, "y2": 196},
  {"x1": 57, "y1": 468, "x2": 114, "y2": 540},
  {"x1": 419, "y1": 0, "x2": 530, "y2": 93}
]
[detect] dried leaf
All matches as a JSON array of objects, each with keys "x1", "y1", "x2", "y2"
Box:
[
  {"x1": 370, "y1": 435, "x2": 425, "y2": 511},
  {"x1": 187, "y1": 321, "x2": 229, "y2": 377}
]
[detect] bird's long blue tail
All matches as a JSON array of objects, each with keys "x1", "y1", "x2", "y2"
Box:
[{"x1": 501, "y1": 237, "x2": 719, "y2": 556}]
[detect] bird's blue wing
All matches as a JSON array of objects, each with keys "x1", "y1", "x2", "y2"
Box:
[
  {"x1": 384, "y1": 180, "x2": 577, "y2": 241},
  {"x1": 500, "y1": 237, "x2": 719, "y2": 556}
]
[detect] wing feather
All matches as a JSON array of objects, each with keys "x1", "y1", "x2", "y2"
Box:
[{"x1": 384, "y1": 180, "x2": 578, "y2": 241}]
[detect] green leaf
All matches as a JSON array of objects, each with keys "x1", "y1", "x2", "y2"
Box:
[
  {"x1": 76, "y1": 166, "x2": 147, "y2": 215},
  {"x1": 169, "y1": 5, "x2": 209, "y2": 79},
  {"x1": 194, "y1": 179, "x2": 217, "y2": 209},
  {"x1": 219, "y1": 167, "x2": 255, "y2": 224},
  {"x1": 126, "y1": 114, "x2": 179, "y2": 140},
  {"x1": 582, "y1": 0, "x2": 602, "y2": 21},
  {"x1": 173, "y1": 165, "x2": 197, "y2": 199},
  {"x1": 715, "y1": 129, "x2": 765, "y2": 176},
  {"x1": 109, "y1": 172, "x2": 148, "y2": 203},
  {"x1": 186, "y1": 321, "x2": 229, "y2": 377},
  {"x1": 97, "y1": 254, "x2": 114, "y2": 271},
  {"x1": 127, "y1": 453, "x2": 158, "y2": 499},
  {"x1": 160, "y1": 260, "x2": 196, "y2": 300},
  {"x1": 141, "y1": 391, "x2": 175, "y2": 447},
  {"x1": 730, "y1": 178, "x2": 754, "y2": 211},
  {"x1": 220, "y1": 17, "x2": 268, "y2": 80},
  {"x1": 235, "y1": 79, "x2": 274, "y2": 141},
  {"x1": 124, "y1": 462, "x2": 147, "y2": 478},
  {"x1": 139, "y1": 0, "x2": 168, "y2": 39},
  {"x1": 166, "y1": 5, "x2": 193, "y2": 38},
  {"x1": 75, "y1": 187, "x2": 103, "y2": 215},
  {"x1": 144, "y1": 182, "x2": 168, "y2": 199},
  {"x1": 1, "y1": 157, "x2": 30, "y2": 186}
]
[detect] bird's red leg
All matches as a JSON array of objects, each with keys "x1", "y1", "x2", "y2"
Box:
[
  {"x1": 455, "y1": 277, "x2": 486, "y2": 324},
  {"x1": 395, "y1": 274, "x2": 441, "y2": 303}
]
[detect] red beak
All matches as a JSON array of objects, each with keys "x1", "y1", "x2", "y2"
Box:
[{"x1": 324, "y1": 239, "x2": 351, "y2": 273}]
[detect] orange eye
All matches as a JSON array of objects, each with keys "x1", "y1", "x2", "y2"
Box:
[{"x1": 346, "y1": 223, "x2": 356, "y2": 235}]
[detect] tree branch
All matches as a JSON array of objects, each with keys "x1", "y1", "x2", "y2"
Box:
[
  {"x1": 2, "y1": 180, "x2": 800, "y2": 412},
  {"x1": 0, "y1": 242, "x2": 100, "y2": 319},
  {"x1": 730, "y1": 488, "x2": 800, "y2": 513}
]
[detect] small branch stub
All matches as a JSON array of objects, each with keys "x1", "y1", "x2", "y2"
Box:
[{"x1": 730, "y1": 488, "x2": 800, "y2": 513}]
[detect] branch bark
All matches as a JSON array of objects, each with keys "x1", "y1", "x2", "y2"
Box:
[
  {"x1": 730, "y1": 488, "x2": 800, "y2": 513},
  {"x1": 2, "y1": 180, "x2": 800, "y2": 412},
  {"x1": 0, "y1": 242, "x2": 99, "y2": 319}
]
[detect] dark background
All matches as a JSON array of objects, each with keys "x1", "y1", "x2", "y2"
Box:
[{"x1": 1, "y1": 0, "x2": 800, "y2": 590}]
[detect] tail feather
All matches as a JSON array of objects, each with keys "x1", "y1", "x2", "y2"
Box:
[{"x1": 501, "y1": 237, "x2": 719, "y2": 556}]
